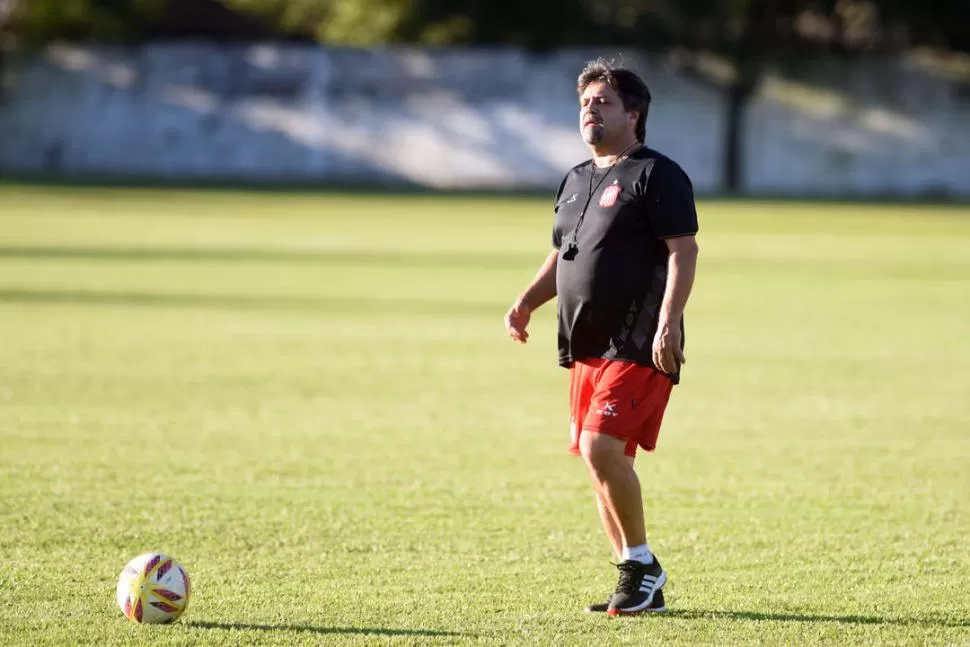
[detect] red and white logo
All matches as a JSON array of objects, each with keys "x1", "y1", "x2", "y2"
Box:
[{"x1": 599, "y1": 182, "x2": 621, "y2": 208}]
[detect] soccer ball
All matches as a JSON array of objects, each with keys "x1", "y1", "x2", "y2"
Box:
[{"x1": 116, "y1": 552, "x2": 191, "y2": 624}]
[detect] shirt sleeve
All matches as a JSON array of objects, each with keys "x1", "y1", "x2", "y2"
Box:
[{"x1": 646, "y1": 159, "x2": 699, "y2": 238}]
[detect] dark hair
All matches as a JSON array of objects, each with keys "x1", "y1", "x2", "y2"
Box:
[{"x1": 577, "y1": 58, "x2": 652, "y2": 143}]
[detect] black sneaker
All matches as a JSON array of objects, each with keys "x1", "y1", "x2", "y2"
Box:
[
  {"x1": 584, "y1": 587, "x2": 666, "y2": 613},
  {"x1": 606, "y1": 558, "x2": 667, "y2": 616}
]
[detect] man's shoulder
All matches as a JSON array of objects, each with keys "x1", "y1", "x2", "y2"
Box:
[
  {"x1": 555, "y1": 160, "x2": 592, "y2": 201},
  {"x1": 632, "y1": 147, "x2": 689, "y2": 177},
  {"x1": 564, "y1": 159, "x2": 592, "y2": 178},
  {"x1": 631, "y1": 148, "x2": 695, "y2": 198}
]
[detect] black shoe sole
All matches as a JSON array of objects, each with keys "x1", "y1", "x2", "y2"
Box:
[{"x1": 585, "y1": 588, "x2": 666, "y2": 614}]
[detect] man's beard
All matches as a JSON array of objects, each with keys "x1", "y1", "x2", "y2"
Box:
[{"x1": 582, "y1": 124, "x2": 604, "y2": 145}]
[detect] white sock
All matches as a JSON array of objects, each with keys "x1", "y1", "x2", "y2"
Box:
[{"x1": 622, "y1": 543, "x2": 654, "y2": 564}]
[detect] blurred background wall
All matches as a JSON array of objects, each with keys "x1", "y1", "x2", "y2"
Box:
[{"x1": 1, "y1": 0, "x2": 968, "y2": 197}]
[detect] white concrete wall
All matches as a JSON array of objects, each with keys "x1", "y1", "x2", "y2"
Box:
[
  {"x1": 0, "y1": 43, "x2": 967, "y2": 197},
  {"x1": 745, "y1": 60, "x2": 970, "y2": 196}
]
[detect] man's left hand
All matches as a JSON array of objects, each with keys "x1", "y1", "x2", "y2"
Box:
[{"x1": 652, "y1": 320, "x2": 686, "y2": 375}]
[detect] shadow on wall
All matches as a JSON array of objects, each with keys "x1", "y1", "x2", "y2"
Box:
[
  {"x1": 0, "y1": 43, "x2": 967, "y2": 196},
  {"x1": 0, "y1": 44, "x2": 598, "y2": 190},
  {"x1": 742, "y1": 60, "x2": 969, "y2": 196}
]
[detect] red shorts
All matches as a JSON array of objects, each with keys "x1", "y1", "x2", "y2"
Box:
[{"x1": 569, "y1": 358, "x2": 673, "y2": 458}]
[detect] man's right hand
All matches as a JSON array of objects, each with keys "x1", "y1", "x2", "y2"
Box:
[
  {"x1": 504, "y1": 300, "x2": 532, "y2": 343},
  {"x1": 504, "y1": 250, "x2": 559, "y2": 344}
]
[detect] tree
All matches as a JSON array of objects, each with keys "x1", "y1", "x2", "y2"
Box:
[
  {"x1": 0, "y1": 3, "x2": 9, "y2": 101},
  {"x1": 723, "y1": 0, "x2": 787, "y2": 193},
  {"x1": 221, "y1": 0, "x2": 446, "y2": 45},
  {"x1": 6, "y1": 0, "x2": 165, "y2": 46}
]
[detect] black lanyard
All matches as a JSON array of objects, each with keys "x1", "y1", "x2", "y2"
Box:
[{"x1": 562, "y1": 142, "x2": 641, "y2": 261}]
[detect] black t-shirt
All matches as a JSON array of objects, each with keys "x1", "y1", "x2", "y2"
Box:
[{"x1": 552, "y1": 146, "x2": 698, "y2": 383}]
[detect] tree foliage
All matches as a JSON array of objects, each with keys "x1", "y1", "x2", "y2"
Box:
[
  {"x1": 3, "y1": 0, "x2": 966, "y2": 54},
  {"x1": 223, "y1": 0, "x2": 967, "y2": 53},
  {"x1": 4, "y1": 0, "x2": 164, "y2": 46}
]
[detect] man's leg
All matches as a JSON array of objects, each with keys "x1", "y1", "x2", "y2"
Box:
[
  {"x1": 595, "y1": 487, "x2": 624, "y2": 560},
  {"x1": 583, "y1": 455, "x2": 667, "y2": 613},
  {"x1": 580, "y1": 430, "x2": 666, "y2": 615},
  {"x1": 580, "y1": 432, "x2": 646, "y2": 550},
  {"x1": 594, "y1": 454, "x2": 638, "y2": 559}
]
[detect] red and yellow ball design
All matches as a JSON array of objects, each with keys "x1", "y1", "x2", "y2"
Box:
[{"x1": 116, "y1": 552, "x2": 191, "y2": 624}]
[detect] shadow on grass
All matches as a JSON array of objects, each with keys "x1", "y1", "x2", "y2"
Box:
[
  {"x1": 666, "y1": 609, "x2": 970, "y2": 628},
  {"x1": 3, "y1": 175, "x2": 967, "y2": 205},
  {"x1": 185, "y1": 620, "x2": 463, "y2": 637},
  {"x1": 0, "y1": 288, "x2": 497, "y2": 317},
  {"x1": 0, "y1": 245, "x2": 534, "y2": 270}
]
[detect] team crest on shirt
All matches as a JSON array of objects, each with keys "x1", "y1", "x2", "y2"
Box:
[{"x1": 599, "y1": 181, "x2": 621, "y2": 208}]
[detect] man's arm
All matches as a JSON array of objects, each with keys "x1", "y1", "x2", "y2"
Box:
[
  {"x1": 653, "y1": 235, "x2": 699, "y2": 374},
  {"x1": 504, "y1": 249, "x2": 559, "y2": 344}
]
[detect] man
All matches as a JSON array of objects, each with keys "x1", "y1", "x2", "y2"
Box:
[{"x1": 504, "y1": 58, "x2": 699, "y2": 616}]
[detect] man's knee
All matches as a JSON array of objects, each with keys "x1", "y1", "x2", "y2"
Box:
[{"x1": 579, "y1": 429, "x2": 627, "y2": 474}]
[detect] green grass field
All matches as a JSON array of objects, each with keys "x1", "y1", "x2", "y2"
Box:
[{"x1": 1, "y1": 185, "x2": 968, "y2": 646}]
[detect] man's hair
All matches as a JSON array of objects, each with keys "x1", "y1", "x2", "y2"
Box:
[{"x1": 577, "y1": 58, "x2": 652, "y2": 143}]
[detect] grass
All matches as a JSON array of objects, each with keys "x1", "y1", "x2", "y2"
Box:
[{"x1": 0, "y1": 184, "x2": 968, "y2": 646}]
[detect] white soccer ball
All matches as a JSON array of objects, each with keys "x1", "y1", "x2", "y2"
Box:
[{"x1": 116, "y1": 552, "x2": 191, "y2": 624}]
